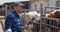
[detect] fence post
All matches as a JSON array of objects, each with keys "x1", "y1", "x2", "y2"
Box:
[
  {"x1": 40, "y1": 3, "x2": 43, "y2": 32},
  {"x1": 5, "y1": 5, "x2": 7, "y2": 18}
]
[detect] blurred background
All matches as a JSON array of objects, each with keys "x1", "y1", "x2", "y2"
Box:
[{"x1": 1, "y1": 0, "x2": 60, "y2": 32}]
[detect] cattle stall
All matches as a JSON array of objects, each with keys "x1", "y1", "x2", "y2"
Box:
[{"x1": 40, "y1": 6, "x2": 60, "y2": 32}]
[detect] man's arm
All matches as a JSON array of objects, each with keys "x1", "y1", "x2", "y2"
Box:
[
  {"x1": 5, "y1": 16, "x2": 13, "y2": 31},
  {"x1": 14, "y1": 18, "x2": 22, "y2": 32}
]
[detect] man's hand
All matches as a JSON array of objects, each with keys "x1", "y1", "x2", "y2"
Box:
[
  {"x1": 22, "y1": 25, "x2": 29, "y2": 32},
  {"x1": 22, "y1": 25, "x2": 29, "y2": 30},
  {"x1": 22, "y1": 25, "x2": 33, "y2": 32},
  {"x1": 5, "y1": 29, "x2": 12, "y2": 32}
]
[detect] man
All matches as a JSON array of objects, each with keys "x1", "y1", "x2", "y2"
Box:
[{"x1": 5, "y1": 2, "x2": 25, "y2": 32}]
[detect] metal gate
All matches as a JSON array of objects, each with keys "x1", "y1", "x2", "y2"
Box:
[{"x1": 40, "y1": 6, "x2": 60, "y2": 32}]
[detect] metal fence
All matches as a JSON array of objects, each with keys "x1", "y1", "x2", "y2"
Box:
[{"x1": 40, "y1": 6, "x2": 60, "y2": 32}]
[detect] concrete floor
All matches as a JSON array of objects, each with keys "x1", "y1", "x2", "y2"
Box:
[{"x1": 0, "y1": 16, "x2": 5, "y2": 32}]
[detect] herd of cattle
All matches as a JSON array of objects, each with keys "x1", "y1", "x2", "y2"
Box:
[
  {"x1": 20, "y1": 9, "x2": 60, "y2": 32},
  {"x1": 41, "y1": 9, "x2": 60, "y2": 32}
]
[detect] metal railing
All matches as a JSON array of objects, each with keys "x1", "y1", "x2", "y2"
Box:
[
  {"x1": 41, "y1": 17, "x2": 60, "y2": 32},
  {"x1": 40, "y1": 6, "x2": 60, "y2": 32}
]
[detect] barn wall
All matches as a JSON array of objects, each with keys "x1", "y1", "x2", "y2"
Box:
[{"x1": 31, "y1": 0, "x2": 58, "y2": 11}]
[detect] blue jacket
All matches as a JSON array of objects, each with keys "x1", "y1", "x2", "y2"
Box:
[{"x1": 5, "y1": 11, "x2": 22, "y2": 32}]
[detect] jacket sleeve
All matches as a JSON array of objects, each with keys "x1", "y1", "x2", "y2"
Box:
[
  {"x1": 13, "y1": 18, "x2": 22, "y2": 32},
  {"x1": 5, "y1": 15, "x2": 13, "y2": 31}
]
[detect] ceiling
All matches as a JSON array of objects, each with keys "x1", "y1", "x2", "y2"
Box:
[{"x1": 0, "y1": 0, "x2": 30, "y2": 5}]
